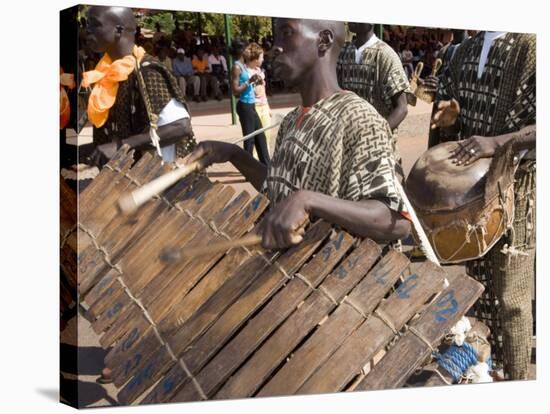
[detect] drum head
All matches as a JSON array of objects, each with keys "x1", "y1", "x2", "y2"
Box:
[{"x1": 405, "y1": 142, "x2": 491, "y2": 212}]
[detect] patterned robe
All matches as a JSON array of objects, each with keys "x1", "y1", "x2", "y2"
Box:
[
  {"x1": 436, "y1": 32, "x2": 536, "y2": 378},
  {"x1": 437, "y1": 32, "x2": 536, "y2": 142},
  {"x1": 337, "y1": 39, "x2": 410, "y2": 172},
  {"x1": 266, "y1": 91, "x2": 404, "y2": 214}
]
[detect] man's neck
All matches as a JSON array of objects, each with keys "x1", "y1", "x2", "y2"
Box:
[
  {"x1": 106, "y1": 42, "x2": 134, "y2": 61},
  {"x1": 298, "y1": 66, "x2": 341, "y2": 107},
  {"x1": 353, "y1": 31, "x2": 374, "y2": 48}
]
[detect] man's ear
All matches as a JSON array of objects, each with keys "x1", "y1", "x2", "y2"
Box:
[{"x1": 318, "y1": 29, "x2": 334, "y2": 56}]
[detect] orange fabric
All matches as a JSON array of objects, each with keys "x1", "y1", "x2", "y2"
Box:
[
  {"x1": 81, "y1": 46, "x2": 146, "y2": 128},
  {"x1": 192, "y1": 57, "x2": 209, "y2": 73},
  {"x1": 400, "y1": 211, "x2": 412, "y2": 221},
  {"x1": 295, "y1": 107, "x2": 310, "y2": 129},
  {"x1": 60, "y1": 68, "x2": 75, "y2": 129}
]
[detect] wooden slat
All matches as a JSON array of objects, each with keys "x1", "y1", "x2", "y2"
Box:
[
  {"x1": 295, "y1": 261, "x2": 446, "y2": 394},
  {"x1": 143, "y1": 192, "x2": 268, "y2": 310},
  {"x1": 84, "y1": 151, "x2": 162, "y2": 236},
  {"x1": 97, "y1": 188, "x2": 256, "y2": 353},
  {"x1": 101, "y1": 192, "x2": 267, "y2": 398},
  {"x1": 164, "y1": 222, "x2": 332, "y2": 404},
  {"x1": 122, "y1": 222, "x2": 330, "y2": 405},
  {"x1": 77, "y1": 154, "x2": 167, "y2": 295},
  {"x1": 100, "y1": 194, "x2": 252, "y2": 366},
  {"x1": 84, "y1": 179, "x2": 219, "y2": 321},
  {"x1": 354, "y1": 273, "x2": 484, "y2": 390},
  {"x1": 252, "y1": 249, "x2": 409, "y2": 398},
  {"x1": 211, "y1": 239, "x2": 381, "y2": 400},
  {"x1": 155, "y1": 231, "x2": 355, "y2": 403},
  {"x1": 79, "y1": 145, "x2": 134, "y2": 219}
]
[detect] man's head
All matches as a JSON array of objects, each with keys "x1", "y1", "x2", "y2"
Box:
[
  {"x1": 176, "y1": 48, "x2": 186, "y2": 58},
  {"x1": 86, "y1": 6, "x2": 136, "y2": 55},
  {"x1": 272, "y1": 18, "x2": 344, "y2": 87},
  {"x1": 158, "y1": 47, "x2": 169, "y2": 60},
  {"x1": 196, "y1": 48, "x2": 205, "y2": 59},
  {"x1": 230, "y1": 38, "x2": 248, "y2": 60},
  {"x1": 347, "y1": 22, "x2": 373, "y2": 36}
]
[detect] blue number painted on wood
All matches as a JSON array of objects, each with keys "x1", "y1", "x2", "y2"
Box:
[
  {"x1": 321, "y1": 233, "x2": 345, "y2": 262},
  {"x1": 127, "y1": 359, "x2": 155, "y2": 391},
  {"x1": 244, "y1": 196, "x2": 262, "y2": 218},
  {"x1": 106, "y1": 302, "x2": 123, "y2": 318},
  {"x1": 321, "y1": 245, "x2": 332, "y2": 261},
  {"x1": 432, "y1": 290, "x2": 459, "y2": 322},
  {"x1": 195, "y1": 192, "x2": 206, "y2": 204},
  {"x1": 335, "y1": 265, "x2": 348, "y2": 279},
  {"x1": 122, "y1": 328, "x2": 139, "y2": 352},
  {"x1": 123, "y1": 353, "x2": 142, "y2": 377},
  {"x1": 396, "y1": 273, "x2": 419, "y2": 298},
  {"x1": 223, "y1": 192, "x2": 244, "y2": 212},
  {"x1": 332, "y1": 232, "x2": 344, "y2": 251},
  {"x1": 162, "y1": 376, "x2": 176, "y2": 393},
  {"x1": 374, "y1": 263, "x2": 395, "y2": 285}
]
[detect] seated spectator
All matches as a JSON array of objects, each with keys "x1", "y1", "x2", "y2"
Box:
[
  {"x1": 208, "y1": 46, "x2": 228, "y2": 84},
  {"x1": 173, "y1": 48, "x2": 201, "y2": 102},
  {"x1": 192, "y1": 48, "x2": 222, "y2": 101},
  {"x1": 401, "y1": 43, "x2": 414, "y2": 78}
]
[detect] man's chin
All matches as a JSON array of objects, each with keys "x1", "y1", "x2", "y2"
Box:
[{"x1": 86, "y1": 39, "x2": 102, "y2": 53}]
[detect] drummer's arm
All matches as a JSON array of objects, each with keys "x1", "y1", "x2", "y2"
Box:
[
  {"x1": 499, "y1": 124, "x2": 536, "y2": 152},
  {"x1": 121, "y1": 118, "x2": 193, "y2": 149},
  {"x1": 304, "y1": 192, "x2": 411, "y2": 242},
  {"x1": 90, "y1": 118, "x2": 193, "y2": 164},
  {"x1": 387, "y1": 92, "x2": 408, "y2": 130},
  {"x1": 453, "y1": 124, "x2": 536, "y2": 165}
]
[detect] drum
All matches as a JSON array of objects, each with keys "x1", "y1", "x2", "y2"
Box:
[
  {"x1": 68, "y1": 145, "x2": 483, "y2": 405},
  {"x1": 405, "y1": 140, "x2": 516, "y2": 263}
]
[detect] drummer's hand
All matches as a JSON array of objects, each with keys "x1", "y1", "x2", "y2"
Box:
[
  {"x1": 419, "y1": 75, "x2": 439, "y2": 93},
  {"x1": 450, "y1": 135, "x2": 508, "y2": 166},
  {"x1": 181, "y1": 140, "x2": 238, "y2": 169},
  {"x1": 261, "y1": 190, "x2": 309, "y2": 250},
  {"x1": 431, "y1": 99, "x2": 460, "y2": 129}
]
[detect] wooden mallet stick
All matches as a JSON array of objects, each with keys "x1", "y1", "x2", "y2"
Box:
[
  {"x1": 160, "y1": 233, "x2": 263, "y2": 263},
  {"x1": 118, "y1": 160, "x2": 200, "y2": 215},
  {"x1": 159, "y1": 216, "x2": 308, "y2": 264}
]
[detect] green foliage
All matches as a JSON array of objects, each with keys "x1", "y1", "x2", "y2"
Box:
[{"x1": 138, "y1": 10, "x2": 272, "y2": 40}]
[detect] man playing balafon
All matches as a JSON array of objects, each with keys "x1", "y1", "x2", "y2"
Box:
[{"x1": 184, "y1": 18, "x2": 411, "y2": 249}]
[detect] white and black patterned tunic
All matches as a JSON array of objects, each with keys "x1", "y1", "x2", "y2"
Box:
[{"x1": 266, "y1": 91, "x2": 405, "y2": 213}]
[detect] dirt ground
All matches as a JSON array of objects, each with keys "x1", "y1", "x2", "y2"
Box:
[{"x1": 61, "y1": 95, "x2": 535, "y2": 407}]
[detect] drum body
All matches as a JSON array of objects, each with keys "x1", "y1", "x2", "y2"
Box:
[{"x1": 406, "y1": 141, "x2": 515, "y2": 263}]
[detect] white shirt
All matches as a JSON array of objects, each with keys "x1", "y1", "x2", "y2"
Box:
[
  {"x1": 478, "y1": 31, "x2": 506, "y2": 79},
  {"x1": 157, "y1": 98, "x2": 190, "y2": 162},
  {"x1": 355, "y1": 34, "x2": 380, "y2": 64},
  {"x1": 208, "y1": 54, "x2": 228, "y2": 72}
]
